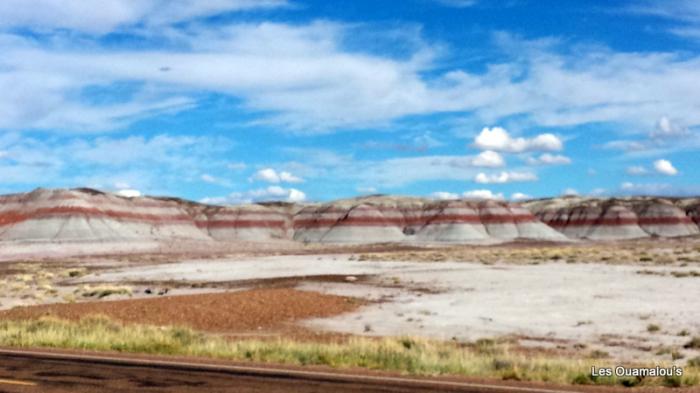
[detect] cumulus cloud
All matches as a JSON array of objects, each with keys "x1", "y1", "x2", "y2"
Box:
[
  {"x1": 116, "y1": 189, "x2": 141, "y2": 197},
  {"x1": 562, "y1": 188, "x2": 579, "y2": 196},
  {"x1": 510, "y1": 192, "x2": 531, "y2": 201},
  {"x1": 525, "y1": 153, "x2": 571, "y2": 165},
  {"x1": 204, "y1": 186, "x2": 306, "y2": 205},
  {"x1": 471, "y1": 150, "x2": 505, "y2": 167},
  {"x1": 252, "y1": 168, "x2": 303, "y2": 183},
  {"x1": 625, "y1": 159, "x2": 678, "y2": 176},
  {"x1": 605, "y1": 116, "x2": 699, "y2": 157},
  {"x1": 431, "y1": 191, "x2": 459, "y2": 200},
  {"x1": 650, "y1": 116, "x2": 688, "y2": 139},
  {"x1": 473, "y1": 127, "x2": 563, "y2": 153},
  {"x1": 653, "y1": 159, "x2": 678, "y2": 176},
  {"x1": 474, "y1": 171, "x2": 537, "y2": 184},
  {"x1": 462, "y1": 189, "x2": 505, "y2": 200}
]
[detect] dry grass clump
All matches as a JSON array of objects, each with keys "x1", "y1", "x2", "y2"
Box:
[
  {"x1": 0, "y1": 316, "x2": 698, "y2": 387},
  {"x1": 62, "y1": 267, "x2": 87, "y2": 278},
  {"x1": 685, "y1": 337, "x2": 700, "y2": 350},
  {"x1": 670, "y1": 270, "x2": 700, "y2": 278},
  {"x1": 76, "y1": 285, "x2": 132, "y2": 299},
  {"x1": 1, "y1": 263, "x2": 65, "y2": 300}
]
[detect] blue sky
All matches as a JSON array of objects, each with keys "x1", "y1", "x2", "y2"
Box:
[{"x1": 1, "y1": 0, "x2": 699, "y2": 203}]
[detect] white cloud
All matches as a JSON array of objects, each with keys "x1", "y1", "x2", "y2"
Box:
[
  {"x1": 462, "y1": 189, "x2": 504, "y2": 200},
  {"x1": 116, "y1": 188, "x2": 141, "y2": 197},
  {"x1": 471, "y1": 150, "x2": 505, "y2": 167},
  {"x1": 650, "y1": 116, "x2": 688, "y2": 139},
  {"x1": 625, "y1": 1, "x2": 700, "y2": 24},
  {"x1": 199, "y1": 196, "x2": 228, "y2": 205},
  {"x1": 625, "y1": 159, "x2": 679, "y2": 177},
  {"x1": 525, "y1": 153, "x2": 571, "y2": 165},
  {"x1": 431, "y1": 191, "x2": 459, "y2": 200},
  {"x1": 210, "y1": 186, "x2": 307, "y2": 204},
  {"x1": 4, "y1": 20, "x2": 700, "y2": 134},
  {"x1": 474, "y1": 171, "x2": 537, "y2": 184},
  {"x1": 653, "y1": 159, "x2": 678, "y2": 176},
  {"x1": 604, "y1": 116, "x2": 700, "y2": 158},
  {"x1": 562, "y1": 188, "x2": 579, "y2": 196},
  {"x1": 279, "y1": 171, "x2": 303, "y2": 183},
  {"x1": 287, "y1": 188, "x2": 307, "y2": 202},
  {"x1": 620, "y1": 181, "x2": 670, "y2": 194},
  {"x1": 0, "y1": 0, "x2": 289, "y2": 34},
  {"x1": 473, "y1": 127, "x2": 562, "y2": 153},
  {"x1": 510, "y1": 192, "x2": 531, "y2": 201},
  {"x1": 252, "y1": 168, "x2": 303, "y2": 183},
  {"x1": 253, "y1": 168, "x2": 279, "y2": 183}
]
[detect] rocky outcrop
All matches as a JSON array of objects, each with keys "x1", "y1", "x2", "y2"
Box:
[
  {"x1": 2, "y1": 189, "x2": 699, "y2": 245},
  {"x1": 0, "y1": 188, "x2": 208, "y2": 242},
  {"x1": 525, "y1": 197, "x2": 700, "y2": 240},
  {"x1": 0, "y1": 189, "x2": 565, "y2": 245},
  {"x1": 292, "y1": 197, "x2": 566, "y2": 243}
]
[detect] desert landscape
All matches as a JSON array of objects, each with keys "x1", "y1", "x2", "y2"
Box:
[{"x1": 1, "y1": 188, "x2": 699, "y2": 390}]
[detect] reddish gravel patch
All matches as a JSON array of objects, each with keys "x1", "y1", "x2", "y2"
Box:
[{"x1": 0, "y1": 289, "x2": 364, "y2": 333}]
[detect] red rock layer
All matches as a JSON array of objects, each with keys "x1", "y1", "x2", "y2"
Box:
[{"x1": 525, "y1": 197, "x2": 700, "y2": 239}]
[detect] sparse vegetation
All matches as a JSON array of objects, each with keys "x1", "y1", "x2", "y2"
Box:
[
  {"x1": 0, "y1": 316, "x2": 697, "y2": 387},
  {"x1": 684, "y1": 337, "x2": 700, "y2": 350},
  {"x1": 688, "y1": 357, "x2": 700, "y2": 368},
  {"x1": 647, "y1": 324, "x2": 661, "y2": 333},
  {"x1": 77, "y1": 285, "x2": 133, "y2": 298},
  {"x1": 670, "y1": 270, "x2": 700, "y2": 278},
  {"x1": 353, "y1": 241, "x2": 700, "y2": 266},
  {"x1": 63, "y1": 267, "x2": 87, "y2": 278}
]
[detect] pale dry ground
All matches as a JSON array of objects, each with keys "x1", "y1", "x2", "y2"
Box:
[
  {"x1": 1, "y1": 239, "x2": 699, "y2": 367},
  {"x1": 63, "y1": 252, "x2": 700, "y2": 364}
]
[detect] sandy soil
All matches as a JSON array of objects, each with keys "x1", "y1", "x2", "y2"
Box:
[{"x1": 0, "y1": 288, "x2": 364, "y2": 336}]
